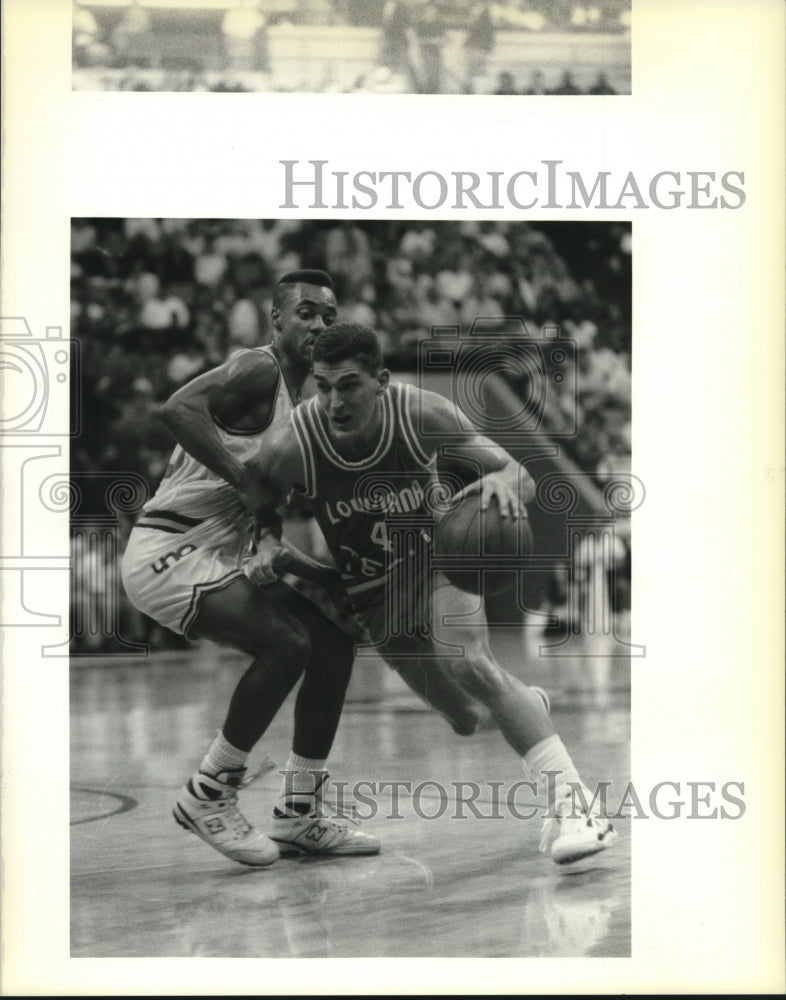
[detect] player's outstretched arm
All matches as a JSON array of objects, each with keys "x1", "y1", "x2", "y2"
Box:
[
  {"x1": 160, "y1": 349, "x2": 279, "y2": 511},
  {"x1": 415, "y1": 388, "x2": 536, "y2": 517}
]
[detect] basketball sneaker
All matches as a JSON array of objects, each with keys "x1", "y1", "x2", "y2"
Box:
[
  {"x1": 539, "y1": 786, "x2": 617, "y2": 865},
  {"x1": 270, "y1": 772, "x2": 380, "y2": 857},
  {"x1": 173, "y1": 768, "x2": 279, "y2": 867}
]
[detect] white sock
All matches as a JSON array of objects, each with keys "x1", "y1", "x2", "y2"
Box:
[
  {"x1": 280, "y1": 752, "x2": 328, "y2": 794},
  {"x1": 276, "y1": 752, "x2": 327, "y2": 816},
  {"x1": 199, "y1": 731, "x2": 249, "y2": 777},
  {"x1": 523, "y1": 734, "x2": 584, "y2": 802}
]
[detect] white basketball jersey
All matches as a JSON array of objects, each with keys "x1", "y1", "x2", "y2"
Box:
[{"x1": 142, "y1": 346, "x2": 294, "y2": 523}]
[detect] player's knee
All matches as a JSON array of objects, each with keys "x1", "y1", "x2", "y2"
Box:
[
  {"x1": 309, "y1": 626, "x2": 355, "y2": 687},
  {"x1": 278, "y1": 621, "x2": 312, "y2": 664},
  {"x1": 241, "y1": 617, "x2": 311, "y2": 664},
  {"x1": 449, "y1": 706, "x2": 486, "y2": 737}
]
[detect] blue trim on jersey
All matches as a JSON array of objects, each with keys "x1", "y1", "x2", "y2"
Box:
[
  {"x1": 395, "y1": 383, "x2": 434, "y2": 468},
  {"x1": 290, "y1": 406, "x2": 318, "y2": 500}
]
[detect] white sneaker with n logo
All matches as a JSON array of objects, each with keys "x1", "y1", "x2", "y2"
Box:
[
  {"x1": 539, "y1": 787, "x2": 617, "y2": 865},
  {"x1": 270, "y1": 774, "x2": 380, "y2": 856},
  {"x1": 173, "y1": 769, "x2": 279, "y2": 867}
]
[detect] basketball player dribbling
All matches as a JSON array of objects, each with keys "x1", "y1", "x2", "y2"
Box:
[
  {"x1": 121, "y1": 272, "x2": 379, "y2": 866},
  {"x1": 248, "y1": 322, "x2": 617, "y2": 865}
]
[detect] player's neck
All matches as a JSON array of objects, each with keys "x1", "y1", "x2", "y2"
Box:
[
  {"x1": 327, "y1": 398, "x2": 384, "y2": 460},
  {"x1": 270, "y1": 341, "x2": 308, "y2": 403}
]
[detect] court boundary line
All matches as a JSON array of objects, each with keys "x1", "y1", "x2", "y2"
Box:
[{"x1": 70, "y1": 786, "x2": 139, "y2": 826}]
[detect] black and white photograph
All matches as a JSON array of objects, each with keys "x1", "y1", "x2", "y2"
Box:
[
  {"x1": 69, "y1": 217, "x2": 633, "y2": 957},
  {"x1": 72, "y1": 0, "x2": 631, "y2": 95},
  {"x1": 2, "y1": 0, "x2": 785, "y2": 994}
]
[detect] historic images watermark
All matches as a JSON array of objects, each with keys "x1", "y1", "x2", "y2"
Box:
[
  {"x1": 281, "y1": 771, "x2": 747, "y2": 823},
  {"x1": 280, "y1": 159, "x2": 746, "y2": 211}
]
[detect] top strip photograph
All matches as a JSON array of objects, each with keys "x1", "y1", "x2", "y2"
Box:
[{"x1": 72, "y1": 0, "x2": 631, "y2": 95}]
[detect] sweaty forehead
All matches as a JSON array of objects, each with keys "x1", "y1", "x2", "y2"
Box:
[{"x1": 282, "y1": 283, "x2": 337, "y2": 309}]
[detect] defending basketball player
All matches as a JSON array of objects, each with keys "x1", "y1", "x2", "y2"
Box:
[
  {"x1": 246, "y1": 323, "x2": 617, "y2": 865},
  {"x1": 121, "y1": 273, "x2": 379, "y2": 867}
]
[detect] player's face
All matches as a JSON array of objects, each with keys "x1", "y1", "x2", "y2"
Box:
[
  {"x1": 273, "y1": 284, "x2": 338, "y2": 368},
  {"x1": 313, "y1": 360, "x2": 389, "y2": 442}
]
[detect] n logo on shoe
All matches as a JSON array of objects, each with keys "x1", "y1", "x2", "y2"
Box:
[
  {"x1": 204, "y1": 817, "x2": 227, "y2": 834},
  {"x1": 150, "y1": 544, "x2": 197, "y2": 574}
]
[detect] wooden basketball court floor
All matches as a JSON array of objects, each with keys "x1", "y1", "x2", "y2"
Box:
[{"x1": 70, "y1": 653, "x2": 631, "y2": 959}]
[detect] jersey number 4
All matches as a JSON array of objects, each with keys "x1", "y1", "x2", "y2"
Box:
[{"x1": 370, "y1": 520, "x2": 393, "y2": 553}]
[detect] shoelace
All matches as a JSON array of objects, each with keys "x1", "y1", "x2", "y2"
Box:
[
  {"x1": 237, "y1": 757, "x2": 278, "y2": 789},
  {"x1": 224, "y1": 804, "x2": 254, "y2": 838}
]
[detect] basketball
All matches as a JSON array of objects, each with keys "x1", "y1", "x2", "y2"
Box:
[{"x1": 434, "y1": 491, "x2": 533, "y2": 596}]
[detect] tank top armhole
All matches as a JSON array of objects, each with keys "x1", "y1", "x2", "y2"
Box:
[
  {"x1": 214, "y1": 349, "x2": 282, "y2": 436},
  {"x1": 290, "y1": 407, "x2": 317, "y2": 500},
  {"x1": 396, "y1": 383, "x2": 434, "y2": 468}
]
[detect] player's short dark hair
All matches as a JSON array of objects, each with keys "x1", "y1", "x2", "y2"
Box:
[
  {"x1": 273, "y1": 270, "x2": 335, "y2": 310},
  {"x1": 278, "y1": 269, "x2": 334, "y2": 290},
  {"x1": 311, "y1": 323, "x2": 383, "y2": 374}
]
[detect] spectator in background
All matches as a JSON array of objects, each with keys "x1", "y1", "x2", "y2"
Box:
[
  {"x1": 335, "y1": 277, "x2": 377, "y2": 328},
  {"x1": 111, "y1": 0, "x2": 152, "y2": 68},
  {"x1": 523, "y1": 68, "x2": 547, "y2": 94},
  {"x1": 297, "y1": 0, "x2": 336, "y2": 26},
  {"x1": 379, "y1": 0, "x2": 415, "y2": 86},
  {"x1": 222, "y1": 0, "x2": 269, "y2": 74},
  {"x1": 412, "y1": 2, "x2": 447, "y2": 93},
  {"x1": 194, "y1": 238, "x2": 228, "y2": 288},
  {"x1": 166, "y1": 347, "x2": 208, "y2": 387},
  {"x1": 324, "y1": 225, "x2": 373, "y2": 295},
  {"x1": 494, "y1": 70, "x2": 518, "y2": 94},
  {"x1": 550, "y1": 69, "x2": 582, "y2": 94},
  {"x1": 137, "y1": 275, "x2": 190, "y2": 333},
  {"x1": 72, "y1": 0, "x2": 111, "y2": 68},
  {"x1": 460, "y1": 275, "x2": 505, "y2": 326},
  {"x1": 108, "y1": 376, "x2": 172, "y2": 481},
  {"x1": 588, "y1": 70, "x2": 617, "y2": 95},
  {"x1": 595, "y1": 426, "x2": 631, "y2": 483},
  {"x1": 227, "y1": 297, "x2": 261, "y2": 349},
  {"x1": 491, "y1": 0, "x2": 545, "y2": 31},
  {"x1": 463, "y1": 2, "x2": 495, "y2": 93}
]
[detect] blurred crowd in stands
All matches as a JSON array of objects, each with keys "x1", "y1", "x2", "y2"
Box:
[
  {"x1": 70, "y1": 218, "x2": 631, "y2": 652},
  {"x1": 73, "y1": 0, "x2": 630, "y2": 94}
]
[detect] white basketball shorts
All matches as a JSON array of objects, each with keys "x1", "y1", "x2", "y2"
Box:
[{"x1": 121, "y1": 509, "x2": 249, "y2": 638}]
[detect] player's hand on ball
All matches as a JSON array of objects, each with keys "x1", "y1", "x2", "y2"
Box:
[{"x1": 455, "y1": 465, "x2": 523, "y2": 519}]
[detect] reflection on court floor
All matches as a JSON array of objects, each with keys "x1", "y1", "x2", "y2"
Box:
[{"x1": 71, "y1": 655, "x2": 630, "y2": 958}]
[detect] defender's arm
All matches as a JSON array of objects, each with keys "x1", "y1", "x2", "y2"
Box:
[
  {"x1": 244, "y1": 425, "x2": 342, "y2": 592},
  {"x1": 160, "y1": 349, "x2": 280, "y2": 510}
]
